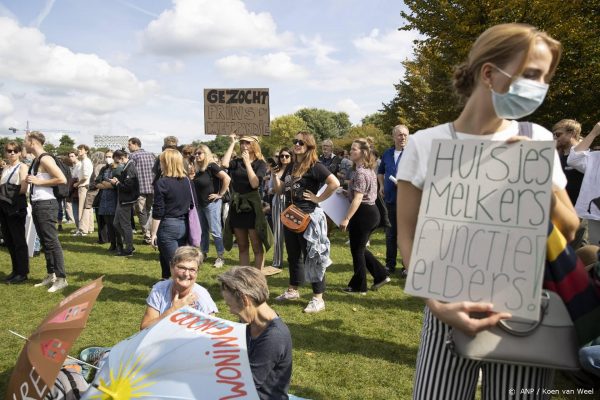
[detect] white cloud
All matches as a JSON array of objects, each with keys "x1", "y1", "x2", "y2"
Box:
[
  {"x1": 0, "y1": 17, "x2": 157, "y2": 114},
  {"x1": 298, "y1": 35, "x2": 338, "y2": 66},
  {"x1": 141, "y1": 0, "x2": 293, "y2": 55},
  {"x1": 335, "y1": 98, "x2": 364, "y2": 123},
  {"x1": 158, "y1": 60, "x2": 185, "y2": 73},
  {"x1": 353, "y1": 28, "x2": 420, "y2": 61},
  {"x1": 0, "y1": 94, "x2": 14, "y2": 116},
  {"x1": 216, "y1": 52, "x2": 308, "y2": 81}
]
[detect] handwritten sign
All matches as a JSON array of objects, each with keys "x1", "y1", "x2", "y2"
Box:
[
  {"x1": 404, "y1": 140, "x2": 554, "y2": 321},
  {"x1": 204, "y1": 88, "x2": 270, "y2": 136}
]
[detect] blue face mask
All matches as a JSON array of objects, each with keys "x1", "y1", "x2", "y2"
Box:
[{"x1": 491, "y1": 66, "x2": 549, "y2": 120}]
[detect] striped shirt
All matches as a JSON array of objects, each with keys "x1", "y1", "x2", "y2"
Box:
[{"x1": 129, "y1": 148, "x2": 155, "y2": 194}]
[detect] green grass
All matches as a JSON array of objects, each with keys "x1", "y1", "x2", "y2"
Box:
[{"x1": 0, "y1": 225, "x2": 588, "y2": 399}]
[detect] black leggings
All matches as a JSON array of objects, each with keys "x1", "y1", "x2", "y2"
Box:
[
  {"x1": 347, "y1": 203, "x2": 388, "y2": 291},
  {"x1": 283, "y1": 227, "x2": 326, "y2": 294}
]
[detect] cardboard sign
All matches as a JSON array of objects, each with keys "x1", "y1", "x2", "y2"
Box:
[
  {"x1": 404, "y1": 140, "x2": 554, "y2": 321},
  {"x1": 204, "y1": 88, "x2": 270, "y2": 136}
]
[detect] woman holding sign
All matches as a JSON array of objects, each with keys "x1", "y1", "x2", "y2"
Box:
[{"x1": 397, "y1": 23, "x2": 579, "y2": 399}]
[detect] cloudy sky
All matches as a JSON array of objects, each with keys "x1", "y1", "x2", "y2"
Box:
[{"x1": 0, "y1": 0, "x2": 418, "y2": 152}]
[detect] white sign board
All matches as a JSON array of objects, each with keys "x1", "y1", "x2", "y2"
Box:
[
  {"x1": 404, "y1": 140, "x2": 554, "y2": 321},
  {"x1": 317, "y1": 185, "x2": 350, "y2": 227}
]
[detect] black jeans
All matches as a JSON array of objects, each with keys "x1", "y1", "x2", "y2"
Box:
[
  {"x1": 348, "y1": 203, "x2": 388, "y2": 291},
  {"x1": 32, "y1": 200, "x2": 66, "y2": 278},
  {"x1": 101, "y1": 214, "x2": 121, "y2": 249},
  {"x1": 0, "y1": 207, "x2": 29, "y2": 276},
  {"x1": 283, "y1": 227, "x2": 325, "y2": 294},
  {"x1": 385, "y1": 202, "x2": 398, "y2": 271}
]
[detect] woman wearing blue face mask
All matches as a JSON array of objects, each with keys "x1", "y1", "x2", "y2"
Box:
[{"x1": 397, "y1": 23, "x2": 579, "y2": 399}]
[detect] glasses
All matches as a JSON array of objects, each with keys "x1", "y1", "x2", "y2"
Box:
[
  {"x1": 174, "y1": 265, "x2": 198, "y2": 275},
  {"x1": 279, "y1": 154, "x2": 291, "y2": 159},
  {"x1": 6, "y1": 149, "x2": 18, "y2": 154},
  {"x1": 292, "y1": 139, "x2": 305, "y2": 146}
]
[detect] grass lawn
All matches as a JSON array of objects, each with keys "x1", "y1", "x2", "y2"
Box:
[{"x1": 0, "y1": 225, "x2": 587, "y2": 399}]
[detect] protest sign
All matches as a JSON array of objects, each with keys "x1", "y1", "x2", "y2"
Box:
[
  {"x1": 404, "y1": 139, "x2": 554, "y2": 321},
  {"x1": 204, "y1": 88, "x2": 270, "y2": 136},
  {"x1": 317, "y1": 185, "x2": 350, "y2": 227}
]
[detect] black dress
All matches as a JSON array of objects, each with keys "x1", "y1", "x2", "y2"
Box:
[{"x1": 228, "y1": 158, "x2": 267, "y2": 229}]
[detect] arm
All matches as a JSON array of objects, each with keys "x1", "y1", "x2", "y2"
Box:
[
  {"x1": 573, "y1": 122, "x2": 600, "y2": 152},
  {"x1": 550, "y1": 189, "x2": 578, "y2": 243},
  {"x1": 339, "y1": 192, "x2": 362, "y2": 231},
  {"x1": 377, "y1": 174, "x2": 385, "y2": 197},
  {"x1": 243, "y1": 155, "x2": 260, "y2": 189},
  {"x1": 210, "y1": 170, "x2": 231, "y2": 200},
  {"x1": 140, "y1": 290, "x2": 198, "y2": 330},
  {"x1": 271, "y1": 167, "x2": 285, "y2": 195},
  {"x1": 396, "y1": 181, "x2": 421, "y2": 267},
  {"x1": 221, "y1": 134, "x2": 237, "y2": 168},
  {"x1": 18, "y1": 164, "x2": 28, "y2": 194},
  {"x1": 150, "y1": 218, "x2": 161, "y2": 249}
]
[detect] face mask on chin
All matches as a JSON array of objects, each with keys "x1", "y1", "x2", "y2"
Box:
[
  {"x1": 490, "y1": 65, "x2": 549, "y2": 120},
  {"x1": 105, "y1": 157, "x2": 113, "y2": 165}
]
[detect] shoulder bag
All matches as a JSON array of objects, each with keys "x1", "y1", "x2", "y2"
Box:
[
  {"x1": 281, "y1": 175, "x2": 310, "y2": 233},
  {"x1": 447, "y1": 290, "x2": 580, "y2": 370},
  {"x1": 186, "y1": 178, "x2": 202, "y2": 247}
]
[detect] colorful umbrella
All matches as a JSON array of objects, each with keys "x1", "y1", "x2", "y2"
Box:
[
  {"x1": 83, "y1": 307, "x2": 259, "y2": 400},
  {"x1": 5, "y1": 276, "x2": 104, "y2": 399}
]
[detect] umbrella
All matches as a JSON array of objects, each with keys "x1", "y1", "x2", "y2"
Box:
[
  {"x1": 5, "y1": 277, "x2": 104, "y2": 400},
  {"x1": 82, "y1": 307, "x2": 259, "y2": 400}
]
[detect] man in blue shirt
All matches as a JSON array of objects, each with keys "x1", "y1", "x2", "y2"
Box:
[{"x1": 377, "y1": 125, "x2": 409, "y2": 276}]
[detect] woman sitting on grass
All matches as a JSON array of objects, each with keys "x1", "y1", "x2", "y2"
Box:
[
  {"x1": 218, "y1": 266, "x2": 292, "y2": 400},
  {"x1": 140, "y1": 246, "x2": 217, "y2": 330}
]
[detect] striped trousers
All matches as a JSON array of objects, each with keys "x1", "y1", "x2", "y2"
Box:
[
  {"x1": 271, "y1": 194, "x2": 285, "y2": 268},
  {"x1": 413, "y1": 306, "x2": 555, "y2": 400}
]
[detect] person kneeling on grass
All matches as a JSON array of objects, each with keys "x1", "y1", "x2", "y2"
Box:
[
  {"x1": 218, "y1": 266, "x2": 292, "y2": 400},
  {"x1": 140, "y1": 246, "x2": 218, "y2": 330}
]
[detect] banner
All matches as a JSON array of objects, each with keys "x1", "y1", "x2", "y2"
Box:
[
  {"x1": 204, "y1": 88, "x2": 270, "y2": 136},
  {"x1": 83, "y1": 308, "x2": 259, "y2": 400},
  {"x1": 404, "y1": 139, "x2": 554, "y2": 321}
]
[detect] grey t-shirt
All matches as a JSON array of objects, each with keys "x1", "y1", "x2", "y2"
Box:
[{"x1": 247, "y1": 317, "x2": 292, "y2": 400}]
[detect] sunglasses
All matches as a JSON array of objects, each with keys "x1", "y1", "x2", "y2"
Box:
[
  {"x1": 292, "y1": 139, "x2": 305, "y2": 146},
  {"x1": 6, "y1": 149, "x2": 18, "y2": 154},
  {"x1": 279, "y1": 154, "x2": 291, "y2": 159}
]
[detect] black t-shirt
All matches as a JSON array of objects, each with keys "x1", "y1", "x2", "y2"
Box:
[
  {"x1": 193, "y1": 163, "x2": 224, "y2": 207},
  {"x1": 281, "y1": 162, "x2": 331, "y2": 213},
  {"x1": 228, "y1": 158, "x2": 267, "y2": 194},
  {"x1": 559, "y1": 152, "x2": 584, "y2": 205}
]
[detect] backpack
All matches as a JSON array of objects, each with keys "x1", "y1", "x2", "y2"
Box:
[
  {"x1": 45, "y1": 366, "x2": 89, "y2": 399},
  {"x1": 30, "y1": 153, "x2": 72, "y2": 199}
]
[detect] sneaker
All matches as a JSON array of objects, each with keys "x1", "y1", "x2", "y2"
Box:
[
  {"x1": 71, "y1": 230, "x2": 80, "y2": 236},
  {"x1": 213, "y1": 257, "x2": 225, "y2": 268},
  {"x1": 400, "y1": 268, "x2": 408, "y2": 278},
  {"x1": 342, "y1": 287, "x2": 367, "y2": 295},
  {"x1": 116, "y1": 248, "x2": 134, "y2": 257},
  {"x1": 48, "y1": 277, "x2": 68, "y2": 293},
  {"x1": 275, "y1": 289, "x2": 300, "y2": 301},
  {"x1": 371, "y1": 276, "x2": 391, "y2": 291},
  {"x1": 303, "y1": 297, "x2": 325, "y2": 313},
  {"x1": 34, "y1": 273, "x2": 56, "y2": 287},
  {"x1": 58, "y1": 224, "x2": 63, "y2": 232}
]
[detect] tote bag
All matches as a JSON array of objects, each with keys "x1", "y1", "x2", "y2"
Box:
[{"x1": 187, "y1": 178, "x2": 202, "y2": 247}]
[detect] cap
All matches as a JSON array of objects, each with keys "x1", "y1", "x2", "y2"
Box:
[{"x1": 239, "y1": 135, "x2": 259, "y2": 143}]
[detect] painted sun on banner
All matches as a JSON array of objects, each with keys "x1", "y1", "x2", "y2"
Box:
[{"x1": 404, "y1": 139, "x2": 555, "y2": 321}]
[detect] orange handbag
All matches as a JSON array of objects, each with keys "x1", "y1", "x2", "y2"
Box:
[{"x1": 281, "y1": 203, "x2": 310, "y2": 233}]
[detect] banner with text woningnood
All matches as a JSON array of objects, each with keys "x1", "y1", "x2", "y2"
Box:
[
  {"x1": 404, "y1": 139, "x2": 555, "y2": 321},
  {"x1": 204, "y1": 88, "x2": 270, "y2": 136}
]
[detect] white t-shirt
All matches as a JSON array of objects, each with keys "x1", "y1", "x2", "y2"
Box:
[
  {"x1": 397, "y1": 121, "x2": 567, "y2": 190},
  {"x1": 567, "y1": 150, "x2": 600, "y2": 220},
  {"x1": 78, "y1": 157, "x2": 93, "y2": 186}
]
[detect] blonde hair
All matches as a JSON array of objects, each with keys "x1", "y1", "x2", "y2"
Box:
[
  {"x1": 453, "y1": 23, "x2": 562, "y2": 99},
  {"x1": 27, "y1": 131, "x2": 46, "y2": 145},
  {"x1": 195, "y1": 144, "x2": 214, "y2": 172},
  {"x1": 239, "y1": 140, "x2": 264, "y2": 162},
  {"x1": 552, "y1": 119, "x2": 582, "y2": 140},
  {"x1": 160, "y1": 149, "x2": 186, "y2": 178},
  {"x1": 293, "y1": 131, "x2": 319, "y2": 178},
  {"x1": 353, "y1": 138, "x2": 377, "y2": 169}
]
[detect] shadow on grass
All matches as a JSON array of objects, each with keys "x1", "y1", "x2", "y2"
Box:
[
  {"x1": 61, "y1": 242, "x2": 158, "y2": 262},
  {"x1": 0, "y1": 368, "x2": 12, "y2": 395},
  {"x1": 287, "y1": 319, "x2": 418, "y2": 366},
  {"x1": 68, "y1": 270, "x2": 157, "y2": 288}
]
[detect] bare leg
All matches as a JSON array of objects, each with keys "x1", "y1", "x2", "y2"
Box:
[
  {"x1": 248, "y1": 229, "x2": 264, "y2": 270},
  {"x1": 234, "y1": 228, "x2": 250, "y2": 266}
]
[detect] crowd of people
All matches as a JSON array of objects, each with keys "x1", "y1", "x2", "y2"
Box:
[{"x1": 1, "y1": 22, "x2": 600, "y2": 399}]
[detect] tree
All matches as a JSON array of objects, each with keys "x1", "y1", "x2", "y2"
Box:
[
  {"x1": 382, "y1": 0, "x2": 600, "y2": 134},
  {"x1": 294, "y1": 108, "x2": 351, "y2": 141},
  {"x1": 333, "y1": 124, "x2": 390, "y2": 156},
  {"x1": 260, "y1": 114, "x2": 308, "y2": 156},
  {"x1": 194, "y1": 135, "x2": 231, "y2": 156},
  {"x1": 56, "y1": 134, "x2": 76, "y2": 156}
]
